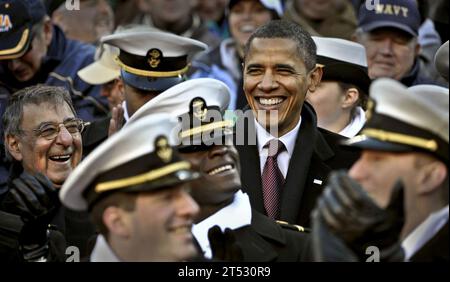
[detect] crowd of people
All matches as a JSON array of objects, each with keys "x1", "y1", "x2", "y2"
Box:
[{"x1": 0, "y1": 0, "x2": 448, "y2": 262}]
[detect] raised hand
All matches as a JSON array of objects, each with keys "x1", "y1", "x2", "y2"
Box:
[
  {"x1": 208, "y1": 225, "x2": 243, "y2": 261},
  {"x1": 312, "y1": 170, "x2": 404, "y2": 261}
]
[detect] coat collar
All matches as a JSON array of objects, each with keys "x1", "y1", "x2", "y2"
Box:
[
  {"x1": 250, "y1": 210, "x2": 286, "y2": 245},
  {"x1": 90, "y1": 235, "x2": 121, "y2": 262},
  {"x1": 233, "y1": 210, "x2": 287, "y2": 262},
  {"x1": 236, "y1": 102, "x2": 337, "y2": 224},
  {"x1": 280, "y1": 103, "x2": 335, "y2": 223}
]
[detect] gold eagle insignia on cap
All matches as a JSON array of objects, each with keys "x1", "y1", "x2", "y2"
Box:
[
  {"x1": 147, "y1": 48, "x2": 162, "y2": 68},
  {"x1": 191, "y1": 97, "x2": 208, "y2": 121},
  {"x1": 155, "y1": 135, "x2": 172, "y2": 163}
]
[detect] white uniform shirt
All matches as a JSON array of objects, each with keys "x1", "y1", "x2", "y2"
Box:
[
  {"x1": 90, "y1": 234, "x2": 121, "y2": 262},
  {"x1": 191, "y1": 190, "x2": 252, "y2": 259},
  {"x1": 402, "y1": 205, "x2": 449, "y2": 261},
  {"x1": 339, "y1": 106, "x2": 366, "y2": 138}
]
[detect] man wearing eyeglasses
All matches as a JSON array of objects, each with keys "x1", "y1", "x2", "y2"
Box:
[
  {"x1": 0, "y1": 85, "x2": 96, "y2": 261},
  {"x1": 0, "y1": 0, "x2": 109, "y2": 190}
]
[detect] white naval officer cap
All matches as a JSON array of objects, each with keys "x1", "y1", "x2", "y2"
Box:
[
  {"x1": 312, "y1": 36, "x2": 371, "y2": 94},
  {"x1": 344, "y1": 78, "x2": 449, "y2": 162},
  {"x1": 126, "y1": 78, "x2": 231, "y2": 124},
  {"x1": 101, "y1": 30, "x2": 208, "y2": 92},
  {"x1": 77, "y1": 25, "x2": 155, "y2": 85},
  {"x1": 125, "y1": 78, "x2": 233, "y2": 147},
  {"x1": 434, "y1": 40, "x2": 449, "y2": 82},
  {"x1": 60, "y1": 113, "x2": 199, "y2": 211}
]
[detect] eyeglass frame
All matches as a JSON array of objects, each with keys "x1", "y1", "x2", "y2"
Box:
[{"x1": 18, "y1": 118, "x2": 90, "y2": 141}]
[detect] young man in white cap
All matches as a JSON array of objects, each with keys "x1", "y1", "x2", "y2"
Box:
[
  {"x1": 312, "y1": 79, "x2": 449, "y2": 262},
  {"x1": 60, "y1": 114, "x2": 200, "y2": 262},
  {"x1": 307, "y1": 37, "x2": 370, "y2": 137},
  {"x1": 126, "y1": 78, "x2": 311, "y2": 262},
  {"x1": 80, "y1": 29, "x2": 208, "y2": 154},
  {"x1": 102, "y1": 30, "x2": 207, "y2": 121}
]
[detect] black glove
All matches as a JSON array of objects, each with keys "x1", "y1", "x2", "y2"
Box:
[
  {"x1": 208, "y1": 225, "x2": 243, "y2": 261},
  {"x1": 1, "y1": 172, "x2": 59, "y2": 261},
  {"x1": 312, "y1": 170, "x2": 404, "y2": 262},
  {"x1": 311, "y1": 208, "x2": 359, "y2": 262}
]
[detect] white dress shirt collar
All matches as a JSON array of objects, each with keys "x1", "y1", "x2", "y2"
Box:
[
  {"x1": 122, "y1": 100, "x2": 130, "y2": 122},
  {"x1": 191, "y1": 190, "x2": 252, "y2": 259},
  {"x1": 402, "y1": 205, "x2": 449, "y2": 261},
  {"x1": 255, "y1": 117, "x2": 302, "y2": 178},
  {"x1": 90, "y1": 234, "x2": 121, "y2": 262},
  {"x1": 255, "y1": 117, "x2": 301, "y2": 158},
  {"x1": 339, "y1": 106, "x2": 366, "y2": 138}
]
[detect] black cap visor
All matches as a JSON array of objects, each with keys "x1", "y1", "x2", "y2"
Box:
[
  {"x1": 86, "y1": 168, "x2": 199, "y2": 210},
  {"x1": 179, "y1": 125, "x2": 234, "y2": 152},
  {"x1": 318, "y1": 59, "x2": 371, "y2": 95},
  {"x1": 121, "y1": 69, "x2": 184, "y2": 92},
  {"x1": 342, "y1": 135, "x2": 417, "y2": 152},
  {"x1": 0, "y1": 25, "x2": 32, "y2": 60}
]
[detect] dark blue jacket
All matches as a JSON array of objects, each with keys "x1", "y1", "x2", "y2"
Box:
[
  {"x1": 400, "y1": 59, "x2": 445, "y2": 87},
  {"x1": 0, "y1": 25, "x2": 108, "y2": 122}
]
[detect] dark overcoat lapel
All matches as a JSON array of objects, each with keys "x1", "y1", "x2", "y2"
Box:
[{"x1": 236, "y1": 103, "x2": 359, "y2": 227}]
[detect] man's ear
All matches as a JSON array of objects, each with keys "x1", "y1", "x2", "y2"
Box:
[
  {"x1": 5, "y1": 134, "x2": 23, "y2": 161},
  {"x1": 307, "y1": 66, "x2": 323, "y2": 93},
  {"x1": 417, "y1": 161, "x2": 447, "y2": 195},
  {"x1": 103, "y1": 206, "x2": 132, "y2": 239},
  {"x1": 414, "y1": 42, "x2": 421, "y2": 57},
  {"x1": 342, "y1": 88, "x2": 360, "y2": 109},
  {"x1": 117, "y1": 78, "x2": 125, "y2": 96},
  {"x1": 43, "y1": 17, "x2": 53, "y2": 47}
]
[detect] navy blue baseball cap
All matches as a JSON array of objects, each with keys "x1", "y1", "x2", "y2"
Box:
[
  {"x1": 0, "y1": 0, "x2": 47, "y2": 60},
  {"x1": 358, "y1": 0, "x2": 420, "y2": 37}
]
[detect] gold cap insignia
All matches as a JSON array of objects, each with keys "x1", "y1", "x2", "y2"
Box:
[
  {"x1": 365, "y1": 98, "x2": 375, "y2": 121},
  {"x1": 147, "y1": 48, "x2": 162, "y2": 68},
  {"x1": 191, "y1": 97, "x2": 207, "y2": 121},
  {"x1": 155, "y1": 135, "x2": 172, "y2": 163}
]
